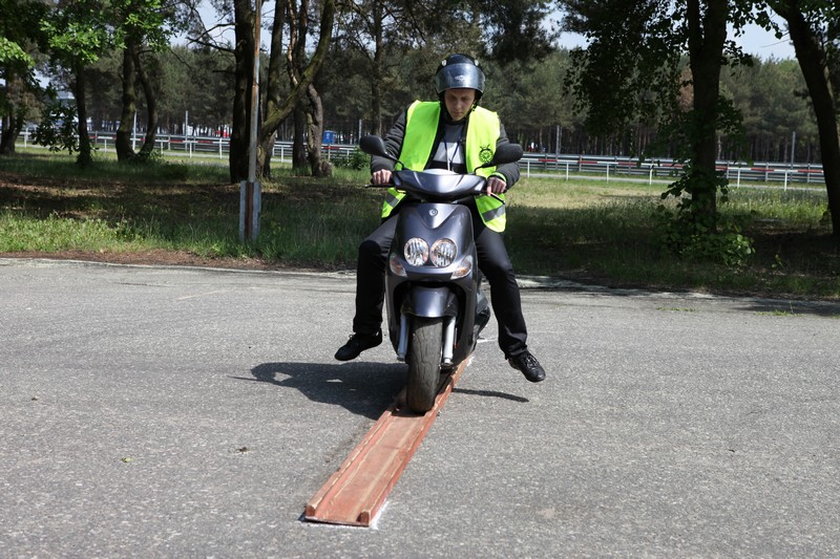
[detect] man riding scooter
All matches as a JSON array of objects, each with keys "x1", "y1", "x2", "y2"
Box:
[{"x1": 335, "y1": 53, "x2": 546, "y2": 383}]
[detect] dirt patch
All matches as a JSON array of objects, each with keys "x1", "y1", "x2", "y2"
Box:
[{"x1": 0, "y1": 249, "x2": 323, "y2": 273}]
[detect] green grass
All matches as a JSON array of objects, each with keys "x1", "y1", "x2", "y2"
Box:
[
  {"x1": 1, "y1": 151, "x2": 838, "y2": 299},
  {"x1": 506, "y1": 176, "x2": 838, "y2": 298}
]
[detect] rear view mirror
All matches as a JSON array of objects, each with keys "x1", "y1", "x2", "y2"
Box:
[{"x1": 359, "y1": 135, "x2": 395, "y2": 160}]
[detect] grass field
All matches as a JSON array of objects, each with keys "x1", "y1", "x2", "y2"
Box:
[{"x1": 1, "y1": 150, "x2": 838, "y2": 299}]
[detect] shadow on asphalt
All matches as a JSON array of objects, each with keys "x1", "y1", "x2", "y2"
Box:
[
  {"x1": 732, "y1": 299, "x2": 840, "y2": 318},
  {"x1": 451, "y1": 387, "x2": 529, "y2": 403},
  {"x1": 241, "y1": 361, "x2": 406, "y2": 419}
]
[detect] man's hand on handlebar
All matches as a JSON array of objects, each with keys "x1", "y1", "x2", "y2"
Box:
[
  {"x1": 371, "y1": 169, "x2": 393, "y2": 185},
  {"x1": 370, "y1": 169, "x2": 506, "y2": 195},
  {"x1": 485, "y1": 176, "x2": 507, "y2": 195}
]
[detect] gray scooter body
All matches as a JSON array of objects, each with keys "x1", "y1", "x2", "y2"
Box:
[
  {"x1": 358, "y1": 135, "x2": 521, "y2": 372},
  {"x1": 386, "y1": 198, "x2": 485, "y2": 367}
]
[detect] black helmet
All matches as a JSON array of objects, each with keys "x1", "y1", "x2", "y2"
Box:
[{"x1": 435, "y1": 54, "x2": 485, "y2": 99}]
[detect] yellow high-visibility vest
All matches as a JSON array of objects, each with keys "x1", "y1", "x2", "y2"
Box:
[{"x1": 381, "y1": 101, "x2": 507, "y2": 232}]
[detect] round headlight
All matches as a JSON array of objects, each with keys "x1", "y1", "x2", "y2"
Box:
[
  {"x1": 404, "y1": 237, "x2": 429, "y2": 266},
  {"x1": 430, "y1": 238, "x2": 457, "y2": 267}
]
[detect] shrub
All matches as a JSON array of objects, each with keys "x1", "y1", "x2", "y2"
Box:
[
  {"x1": 332, "y1": 148, "x2": 369, "y2": 171},
  {"x1": 655, "y1": 205, "x2": 755, "y2": 267}
]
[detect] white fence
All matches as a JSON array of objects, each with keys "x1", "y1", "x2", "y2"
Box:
[
  {"x1": 15, "y1": 130, "x2": 356, "y2": 164},
  {"x1": 520, "y1": 154, "x2": 826, "y2": 188},
  {"x1": 15, "y1": 130, "x2": 826, "y2": 188}
]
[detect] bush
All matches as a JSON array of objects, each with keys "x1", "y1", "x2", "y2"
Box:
[
  {"x1": 655, "y1": 206, "x2": 755, "y2": 267},
  {"x1": 332, "y1": 148, "x2": 369, "y2": 170},
  {"x1": 34, "y1": 100, "x2": 81, "y2": 156}
]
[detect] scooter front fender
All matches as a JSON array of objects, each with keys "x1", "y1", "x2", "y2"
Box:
[{"x1": 402, "y1": 286, "x2": 458, "y2": 318}]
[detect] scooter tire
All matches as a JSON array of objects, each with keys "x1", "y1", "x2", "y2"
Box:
[{"x1": 406, "y1": 317, "x2": 443, "y2": 414}]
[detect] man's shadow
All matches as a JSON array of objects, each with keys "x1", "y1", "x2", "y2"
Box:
[
  {"x1": 242, "y1": 361, "x2": 530, "y2": 419},
  {"x1": 245, "y1": 361, "x2": 407, "y2": 419}
]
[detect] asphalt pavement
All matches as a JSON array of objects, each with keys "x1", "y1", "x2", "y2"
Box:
[{"x1": 2, "y1": 257, "x2": 839, "y2": 558}]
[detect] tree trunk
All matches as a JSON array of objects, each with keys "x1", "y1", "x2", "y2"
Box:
[
  {"x1": 370, "y1": 0, "x2": 384, "y2": 135},
  {"x1": 684, "y1": 0, "x2": 728, "y2": 225},
  {"x1": 73, "y1": 65, "x2": 93, "y2": 167},
  {"x1": 292, "y1": 104, "x2": 308, "y2": 172},
  {"x1": 290, "y1": 0, "x2": 310, "y2": 174},
  {"x1": 230, "y1": 0, "x2": 257, "y2": 183},
  {"x1": 0, "y1": 114, "x2": 20, "y2": 154},
  {"x1": 258, "y1": 0, "x2": 334, "y2": 165},
  {"x1": 306, "y1": 83, "x2": 331, "y2": 177},
  {"x1": 0, "y1": 73, "x2": 26, "y2": 154},
  {"x1": 134, "y1": 49, "x2": 159, "y2": 160},
  {"x1": 776, "y1": 1, "x2": 840, "y2": 239},
  {"x1": 116, "y1": 38, "x2": 137, "y2": 162},
  {"x1": 258, "y1": 0, "x2": 287, "y2": 178},
  {"x1": 260, "y1": 130, "x2": 276, "y2": 177}
]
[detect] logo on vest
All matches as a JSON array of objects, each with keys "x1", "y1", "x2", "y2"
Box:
[{"x1": 479, "y1": 145, "x2": 493, "y2": 164}]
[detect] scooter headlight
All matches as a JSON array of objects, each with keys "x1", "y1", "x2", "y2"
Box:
[
  {"x1": 451, "y1": 254, "x2": 473, "y2": 279},
  {"x1": 389, "y1": 253, "x2": 407, "y2": 276},
  {"x1": 404, "y1": 237, "x2": 429, "y2": 266},
  {"x1": 430, "y1": 238, "x2": 457, "y2": 267}
]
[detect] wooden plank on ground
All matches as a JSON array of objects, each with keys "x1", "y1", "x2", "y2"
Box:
[{"x1": 304, "y1": 360, "x2": 468, "y2": 526}]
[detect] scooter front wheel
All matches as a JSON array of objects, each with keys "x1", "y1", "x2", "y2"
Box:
[{"x1": 406, "y1": 317, "x2": 443, "y2": 413}]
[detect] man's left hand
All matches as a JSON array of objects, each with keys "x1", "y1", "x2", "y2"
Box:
[{"x1": 485, "y1": 176, "x2": 507, "y2": 195}]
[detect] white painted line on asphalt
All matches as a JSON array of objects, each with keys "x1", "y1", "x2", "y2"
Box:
[{"x1": 176, "y1": 290, "x2": 229, "y2": 300}]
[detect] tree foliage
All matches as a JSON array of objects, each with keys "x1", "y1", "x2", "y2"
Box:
[
  {"x1": 110, "y1": 0, "x2": 177, "y2": 162},
  {"x1": 562, "y1": 0, "x2": 768, "y2": 261},
  {"x1": 0, "y1": 0, "x2": 49, "y2": 154},
  {"x1": 3, "y1": 0, "x2": 836, "y2": 235}
]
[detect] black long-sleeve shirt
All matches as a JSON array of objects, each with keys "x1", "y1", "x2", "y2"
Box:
[{"x1": 371, "y1": 104, "x2": 521, "y2": 188}]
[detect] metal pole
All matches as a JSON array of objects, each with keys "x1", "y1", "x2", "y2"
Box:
[
  {"x1": 240, "y1": 0, "x2": 262, "y2": 242},
  {"x1": 790, "y1": 130, "x2": 796, "y2": 167}
]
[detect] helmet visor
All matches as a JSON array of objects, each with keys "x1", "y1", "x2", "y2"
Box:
[{"x1": 435, "y1": 63, "x2": 485, "y2": 95}]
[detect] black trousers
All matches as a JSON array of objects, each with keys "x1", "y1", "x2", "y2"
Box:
[{"x1": 351, "y1": 208, "x2": 529, "y2": 358}]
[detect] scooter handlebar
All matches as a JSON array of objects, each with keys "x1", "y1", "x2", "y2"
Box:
[
  {"x1": 364, "y1": 170, "x2": 504, "y2": 202},
  {"x1": 363, "y1": 182, "x2": 504, "y2": 202}
]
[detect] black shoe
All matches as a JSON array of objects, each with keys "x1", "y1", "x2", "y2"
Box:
[
  {"x1": 334, "y1": 331, "x2": 382, "y2": 361},
  {"x1": 508, "y1": 351, "x2": 546, "y2": 383}
]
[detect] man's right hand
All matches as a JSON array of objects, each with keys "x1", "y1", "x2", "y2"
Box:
[{"x1": 371, "y1": 169, "x2": 393, "y2": 185}]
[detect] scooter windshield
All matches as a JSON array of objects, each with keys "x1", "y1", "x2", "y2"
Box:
[{"x1": 394, "y1": 169, "x2": 485, "y2": 201}]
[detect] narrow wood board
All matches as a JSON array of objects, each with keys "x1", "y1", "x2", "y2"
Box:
[{"x1": 304, "y1": 360, "x2": 467, "y2": 526}]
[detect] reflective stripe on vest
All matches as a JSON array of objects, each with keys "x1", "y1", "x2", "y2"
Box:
[
  {"x1": 380, "y1": 101, "x2": 507, "y2": 232},
  {"x1": 480, "y1": 200, "x2": 506, "y2": 223}
]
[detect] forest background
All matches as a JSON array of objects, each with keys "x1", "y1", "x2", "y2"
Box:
[
  {"x1": 1, "y1": 0, "x2": 838, "y2": 298},
  {"x1": 0, "y1": 1, "x2": 831, "y2": 168}
]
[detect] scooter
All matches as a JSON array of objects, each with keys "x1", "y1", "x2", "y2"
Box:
[{"x1": 358, "y1": 135, "x2": 524, "y2": 414}]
